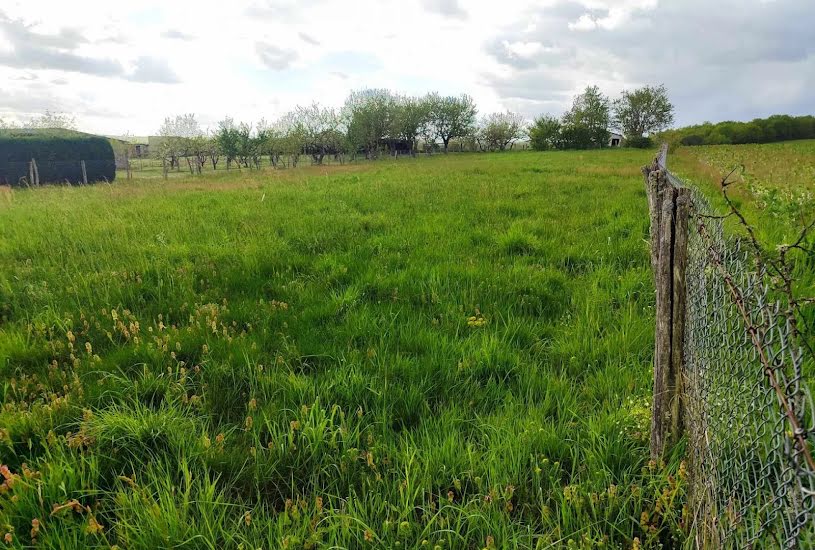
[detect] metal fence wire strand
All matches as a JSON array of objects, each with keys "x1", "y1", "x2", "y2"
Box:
[{"x1": 653, "y1": 148, "x2": 815, "y2": 548}]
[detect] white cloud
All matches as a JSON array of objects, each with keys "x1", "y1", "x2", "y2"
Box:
[
  {"x1": 503, "y1": 41, "x2": 545, "y2": 58},
  {"x1": 568, "y1": 14, "x2": 597, "y2": 31},
  {"x1": 0, "y1": 0, "x2": 811, "y2": 134},
  {"x1": 256, "y1": 42, "x2": 298, "y2": 71}
]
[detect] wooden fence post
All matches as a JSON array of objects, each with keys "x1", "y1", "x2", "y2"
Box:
[
  {"x1": 671, "y1": 188, "x2": 690, "y2": 437},
  {"x1": 644, "y1": 152, "x2": 689, "y2": 459},
  {"x1": 29, "y1": 160, "x2": 35, "y2": 187},
  {"x1": 81, "y1": 160, "x2": 88, "y2": 185},
  {"x1": 32, "y1": 158, "x2": 40, "y2": 185},
  {"x1": 651, "y1": 172, "x2": 676, "y2": 458}
]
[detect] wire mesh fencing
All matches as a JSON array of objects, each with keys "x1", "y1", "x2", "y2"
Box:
[{"x1": 644, "y1": 147, "x2": 815, "y2": 549}]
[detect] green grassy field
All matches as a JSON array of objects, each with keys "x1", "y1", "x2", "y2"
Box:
[
  {"x1": 1, "y1": 150, "x2": 688, "y2": 549},
  {"x1": 671, "y1": 140, "x2": 815, "y2": 347},
  {"x1": 671, "y1": 140, "x2": 815, "y2": 241}
]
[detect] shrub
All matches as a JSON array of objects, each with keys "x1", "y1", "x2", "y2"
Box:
[
  {"x1": 679, "y1": 134, "x2": 705, "y2": 146},
  {"x1": 663, "y1": 114, "x2": 815, "y2": 147},
  {"x1": 0, "y1": 128, "x2": 116, "y2": 186},
  {"x1": 623, "y1": 136, "x2": 654, "y2": 149}
]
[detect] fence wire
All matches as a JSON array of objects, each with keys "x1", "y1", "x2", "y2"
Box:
[{"x1": 655, "y1": 152, "x2": 815, "y2": 548}]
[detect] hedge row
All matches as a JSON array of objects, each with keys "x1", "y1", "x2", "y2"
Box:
[
  {"x1": 0, "y1": 129, "x2": 116, "y2": 186},
  {"x1": 660, "y1": 114, "x2": 815, "y2": 147}
]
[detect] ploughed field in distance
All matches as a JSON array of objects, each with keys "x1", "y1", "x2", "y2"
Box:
[{"x1": 2, "y1": 149, "x2": 694, "y2": 549}]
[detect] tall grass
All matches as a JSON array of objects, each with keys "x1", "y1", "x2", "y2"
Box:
[{"x1": 0, "y1": 151, "x2": 687, "y2": 549}]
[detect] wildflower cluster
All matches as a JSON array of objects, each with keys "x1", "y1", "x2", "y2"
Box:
[{"x1": 467, "y1": 310, "x2": 487, "y2": 328}]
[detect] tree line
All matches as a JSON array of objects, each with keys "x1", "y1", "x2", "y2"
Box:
[
  {"x1": 154, "y1": 91, "x2": 493, "y2": 175},
  {"x1": 1, "y1": 84, "x2": 676, "y2": 177},
  {"x1": 0, "y1": 110, "x2": 78, "y2": 131},
  {"x1": 153, "y1": 84, "x2": 675, "y2": 174},
  {"x1": 658, "y1": 114, "x2": 815, "y2": 147},
  {"x1": 528, "y1": 84, "x2": 674, "y2": 150}
]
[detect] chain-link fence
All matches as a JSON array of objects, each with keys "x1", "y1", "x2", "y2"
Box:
[{"x1": 644, "y1": 147, "x2": 815, "y2": 549}]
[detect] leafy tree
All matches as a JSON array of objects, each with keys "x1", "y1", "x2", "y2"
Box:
[
  {"x1": 479, "y1": 111, "x2": 526, "y2": 151},
  {"x1": 428, "y1": 93, "x2": 477, "y2": 153},
  {"x1": 295, "y1": 103, "x2": 345, "y2": 165},
  {"x1": 528, "y1": 114, "x2": 562, "y2": 151},
  {"x1": 623, "y1": 136, "x2": 654, "y2": 149},
  {"x1": 277, "y1": 111, "x2": 306, "y2": 167},
  {"x1": 418, "y1": 106, "x2": 438, "y2": 154},
  {"x1": 344, "y1": 89, "x2": 396, "y2": 159},
  {"x1": 215, "y1": 117, "x2": 240, "y2": 169},
  {"x1": 612, "y1": 85, "x2": 674, "y2": 142},
  {"x1": 731, "y1": 122, "x2": 763, "y2": 145},
  {"x1": 559, "y1": 123, "x2": 594, "y2": 150},
  {"x1": 390, "y1": 95, "x2": 431, "y2": 156},
  {"x1": 235, "y1": 122, "x2": 254, "y2": 168},
  {"x1": 562, "y1": 85, "x2": 610, "y2": 149}
]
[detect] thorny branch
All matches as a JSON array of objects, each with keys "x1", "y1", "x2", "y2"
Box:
[{"x1": 716, "y1": 167, "x2": 815, "y2": 361}]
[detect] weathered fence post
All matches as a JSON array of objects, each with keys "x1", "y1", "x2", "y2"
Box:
[
  {"x1": 652, "y1": 171, "x2": 676, "y2": 458},
  {"x1": 81, "y1": 160, "x2": 88, "y2": 185},
  {"x1": 644, "y1": 148, "x2": 689, "y2": 459},
  {"x1": 671, "y1": 188, "x2": 690, "y2": 437},
  {"x1": 29, "y1": 160, "x2": 35, "y2": 187},
  {"x1": 32, "y1": 158, "x2": 40, "y2": 185}
]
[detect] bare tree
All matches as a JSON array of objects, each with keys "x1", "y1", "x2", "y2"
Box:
[
  {"x1": 24, "y1": 110, "x2": 77, "y2": 130},
  {"x1": 156, "y1": 114, "x2": 203, "y2": 173},
  {"x1": 205, "y1": 134, "x2": 220, "y2": 170}
]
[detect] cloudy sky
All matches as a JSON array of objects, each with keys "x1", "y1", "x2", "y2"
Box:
[{"x1": 0, "y1": 0, "x2": 813, "y2": 135}]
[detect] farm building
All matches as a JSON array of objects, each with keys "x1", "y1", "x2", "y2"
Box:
[
  {"x1": 0, "y1": 128, "x2": 116, "y2": 186},
  {"x1": 133, "y1": 143, "x2": 149, "y2": 157},
  {"x1": 609, "y1": 132, "x2": 623, "y2": 147},
  {"x1": 105, "y1": 136, "x2": 150, "y2": 158}
]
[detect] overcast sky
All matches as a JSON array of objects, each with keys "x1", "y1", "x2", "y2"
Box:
[{"x1": 1, "y1": 0, "x2": 813, "y2": 135}]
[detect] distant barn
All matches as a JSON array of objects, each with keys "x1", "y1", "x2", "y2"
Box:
[
  {"x1": 0, "y1": 128, "x2": 116, "y2": 186},
  {"x1": 133, "y1": 143, "x2": 149, "y2": 157}
]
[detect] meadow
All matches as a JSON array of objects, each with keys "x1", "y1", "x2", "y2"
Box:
[
  {"x1": 670, "y1": 140, "x2": 815, "y2": 341},
  {"x1": 2, "y1": 149, "x2": 688, "y2": 549},
  {"x1": 671, "y1": 140, "x2": 815, "y2": 242}
]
